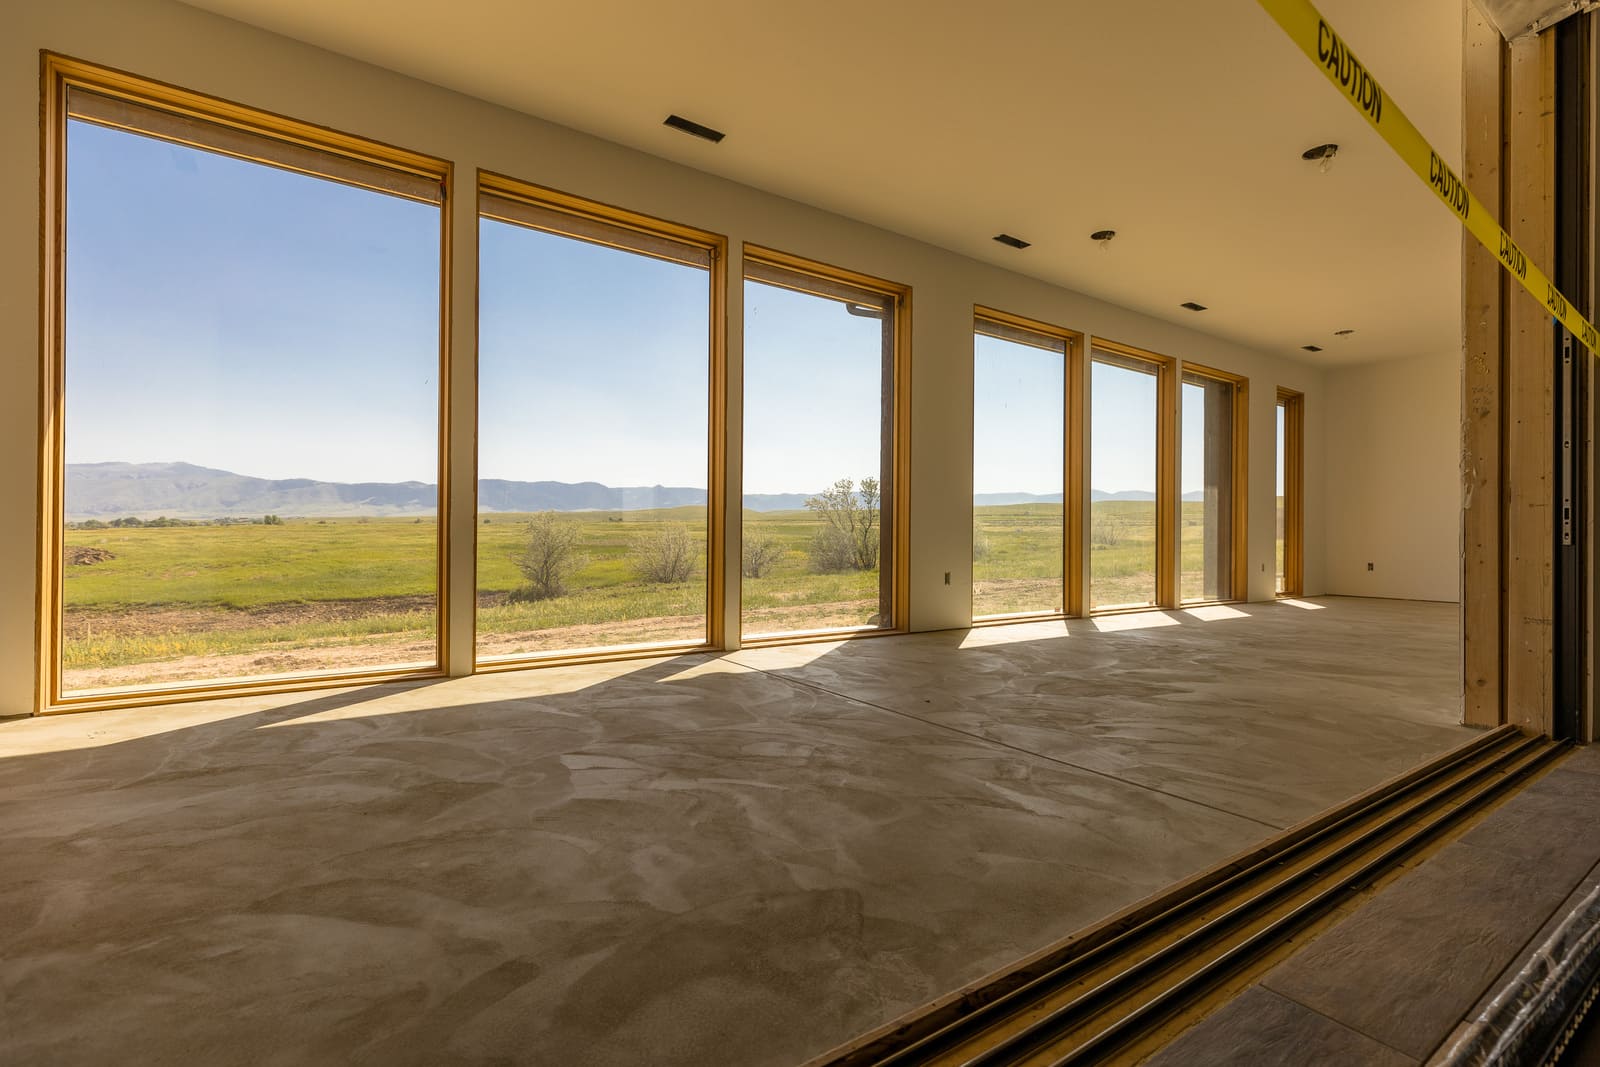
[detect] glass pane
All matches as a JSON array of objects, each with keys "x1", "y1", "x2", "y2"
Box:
[
  {"x1": 743, "y1": 274, "x2": 891, "y2": 636},
  {"x1": 476, "y1": 215, "x2": 710, "y2": 657},
  {"x1": 1277, "y1": 402, "x2": 1288, "y2": 594},
  {"x1": 62, "y1": 119, "x2": 440, "y2": 695},
  {"x1": 1090, "y1": 355, "x2": 1159, "y2": 610},
  {"x1": 973, "y1": 327, "x2": 1064, "y2": 617},
  {"x1": 1180, "y1": 373, "x2": 1235, "y2": 602}
]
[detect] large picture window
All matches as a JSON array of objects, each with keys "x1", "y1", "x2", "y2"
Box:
[
  {"x1": 1089, "y1": 345, "x2": 1172, "y2": 611},
  {"x1": 1180, "y1": 366, "x2": 1247, "y2": 603},
  {"x1": 741, "y1": 249, "x2": 909, "y2": 638},
  {"x1": 43, "y1": 58, "x2": 449, "y2": 707},
  {"x1": 475, "y1": 177, "x2": 723, "y2": 662},
  {"x1": 972, "y1": 311, "x2": 1079, "y2": 618}
]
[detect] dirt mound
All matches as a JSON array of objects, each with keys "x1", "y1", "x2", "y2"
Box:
[{"x1": 65, "y1": 546, "x2": 116, "y2": 566}]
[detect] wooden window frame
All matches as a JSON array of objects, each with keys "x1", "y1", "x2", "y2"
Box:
[
  {"x1": 739, "y1": 245, "x2": 911, "y2": 645},
  {"x1": 38, "y1": 53, "x2": 454, "y2": 714},
  {"x1": 1088, "y1": 338, "x2": 1179, "y2": 613},
  {"x1": 1178, "y1": 361, "x2": 1250, "y2": 605},
  {"x1": 472, "y1": 172, "x2": 729, "y2": 671},
  {"x1": 971, "y1": 306, "x2": 1084, "y2": 622},
  {"x1": 1277, "y1": 387, "x2": 1306, "y2": 597}
]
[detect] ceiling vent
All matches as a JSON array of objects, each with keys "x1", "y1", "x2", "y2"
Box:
[
  {"x1": 993, "y1": 233, "x2": 1031, "y2": 249},
  {"x1": 1180, "y1": 301, "x2": 1208, "y2": 312},
  {"x1": 1302, "y1": 344, "x2": 1324, "y2": 352},
  {"x1": 663, "y1": 114, "x2": 725, "y2": 143}
]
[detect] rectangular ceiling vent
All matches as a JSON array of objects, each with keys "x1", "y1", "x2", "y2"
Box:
[
  {"x1": 1302, "y1": 344, "x2": 1324, "y2": 352},
  {"x1": 663, "y1": 114, "x2": 725, "y2": 143},
  {"x1": 993, "y1": 233, "x2": 1031, "y2": 249},
  {"x1": 1180, "y1": 301, "x2": 1208, "y2": 312}
]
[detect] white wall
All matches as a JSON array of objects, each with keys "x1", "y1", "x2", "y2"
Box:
[
  {"x1": 2, "y1": 0, "x2": 1331, "y2": 714},
  {"x1": 1323, "y1": 350, "x2": 1461, "y2": 602}
]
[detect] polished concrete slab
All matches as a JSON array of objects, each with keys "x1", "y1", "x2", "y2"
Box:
[{"x1": 0, "y1": 596, "x2": 1467, "y2": 1066}]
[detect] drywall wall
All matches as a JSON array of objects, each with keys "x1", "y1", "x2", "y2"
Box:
[
  {"x1": 1, "y1": 0, "x2": 1334, "y2": 713},
  {"x1": 1323, "y1": 349, "x2": 1461, "y2": 602}
]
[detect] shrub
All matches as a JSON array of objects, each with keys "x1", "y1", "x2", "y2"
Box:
[
  {"x1": 511, "y1": 511, "x2": 582, "y2": 601},
  {"x1": 1091, "y1": 512, "x2": 1127, "y2": 547},
  {"x1": 634, "y1": 523, "x2": 697, "y2": 583},
  {"x1": 973, "y1": 527, "x2": 992, "y2": 561},
  {"x1": 804, "y1": 477, "x2": 879, "y2": 573},
  {"x1": 742, "y1": 531, "x2": 783, "y2": 578}
]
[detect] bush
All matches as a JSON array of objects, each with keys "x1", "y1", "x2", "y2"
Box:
[
  {"x1": 1091, "y1": 512, "x2": 1127, "y2": 547},
  {"x1": 634, "y1": 523, "x2": 697, "y2": 583},
  {"x1": 511, "y1": 512, "x2": 582, "y2": 601},
  {"x1": 742, "y1": 531, "x2": 783, "y2": 578},
  {"x1": 804, "y1": 477, "x2": 880, "y2": 573},
  {"x1": 973, "y1": 527, "x2": 991, "y2": 561}
]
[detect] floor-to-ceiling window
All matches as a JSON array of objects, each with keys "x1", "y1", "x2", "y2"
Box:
[
  {"x1": 44, "y1": 58, "x2": 449, "y2": 706},
  {"x1": 1090, "y1": 345, "x2": 1170, "y2": 610},
  {"x1": 1277, "y1": 387, "x2": 1305, "y2": 595},
  {"x1": 972, "y1": 311, "x2": 1077, "y2": 618},
  {"x1": 1180, "y1": 367, "x2": 1247, "y2": 603},
  {"x1": 741, "y1": 249, "x2": 909, "y2": 638},
  {"x1": 475, "y1": 177, "x2": 723, "y2": 662}
]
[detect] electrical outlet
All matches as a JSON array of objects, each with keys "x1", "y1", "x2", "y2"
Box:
[
  {"x1": 1367, "y1": 562, "x2": 1374, "y2": 571},
  {"x1": 943, "y1": 571, "x2": 951, "y2": 585}
]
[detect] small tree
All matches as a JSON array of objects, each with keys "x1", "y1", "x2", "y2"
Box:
[
  {"x1": 512, "y1": 511, "x2": 582, "y2": 601},
  {"x1": 635, "y1": 523, "x2": 697, "y2": 583},
  {"x1": 742, "y1": 531, "x2": 783, "y2": 578},
  {"x1": 805, "y1": 477, "x2": 880, "y2": 573}
]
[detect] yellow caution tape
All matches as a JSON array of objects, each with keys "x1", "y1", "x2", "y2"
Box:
[{"x1": 1255, "y1": 0, "x2": 1600, "y2": 357}]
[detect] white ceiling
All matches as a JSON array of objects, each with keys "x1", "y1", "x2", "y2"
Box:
[{"x1": 179, "y1": 0, "x2": 1465, "y2": 366}]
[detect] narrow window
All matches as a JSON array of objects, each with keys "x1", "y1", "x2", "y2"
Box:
[
  {"x1": 741, "y1": 250, "x2": 908, "y2": 639},
  {"x1": 1180, "y1": 367, "x2": 1247, "y2": 603},
  {"x1": 45, "y1": 60, "x2": 448, "y2": 705},
  {"x1": 1090, "y1": 345, "x2": 1171, "y2": 610},
  {"x1": 973, "y1": 313, "x2": 1073, "y2": 618},
  {"x1": 1277, "y1": 387, "x2": 1305, "y2": 595},
  {"x1": 475, "y1": 178, "x2": 723, "y2": 661}
]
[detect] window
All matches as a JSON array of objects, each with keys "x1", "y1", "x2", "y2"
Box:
[
  {"x1": 1090, "y1": 344, "x2": 1173, "y2": 610},
  {"x1": 475, "y1": 177, "x2": 724, "y2": 662},
  {"x1": 1277, "y1": 387, "x2": 1305, "y2": 595},
  {"x1": 972, "y1": 310, "x2": 1080, "y2": 618},
  {"x1": 741, "y1": 249, "x2": 909, "y2": 638},
  {"x1": 1180, "y1": 367, "x2": 1247, "y2": 603},
  {"x1": 43, "y1": 57, "x2": 449, "y2": 707}
]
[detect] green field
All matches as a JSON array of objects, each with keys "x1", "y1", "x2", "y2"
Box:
[{"x1": 62, "y1": 500, "x2": 1235, "y2": 691}]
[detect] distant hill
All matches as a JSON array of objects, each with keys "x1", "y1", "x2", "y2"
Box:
[
  {"x1": 65, "y1": 463, "x2": 1210, "y2": 520},
  {"x1": 65, "y1": 462, "x2": 819, "y2": 519}
]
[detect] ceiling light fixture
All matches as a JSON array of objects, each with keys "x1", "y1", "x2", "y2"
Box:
[
  {"x1": 993, "y1": 233, "x2": 1031, "y2": 249},
  {"x1": 1090, "y1": 229, "x2": 1117, "y2": 248},
  {"x1": 1181, "y1": 301, "x2": 1208, "y2": 312},
  {"x1": 663, "y1": 114, "x2": 725, "y2": 143},
  {"x1": 1334, "y1": 328, "x2": 1356, "y2": 336},
  {"x1": 1302, "y1": 142, "x2": 1340, "y2": 173}
]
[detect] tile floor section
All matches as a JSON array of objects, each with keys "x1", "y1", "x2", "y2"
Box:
[{"x1": 0, "y1": 597, "x2": 1468, "y2": 1066}]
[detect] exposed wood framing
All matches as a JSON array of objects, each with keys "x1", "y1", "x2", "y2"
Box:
[
  {"x1": 1462, "y1": 3, "x2": 1506, "y2": 728},
  {"x1": 1504, "y1": 31, "x2": 1557, "y2": 734}
]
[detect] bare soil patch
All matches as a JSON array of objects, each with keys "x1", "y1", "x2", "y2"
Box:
[{"x1": 65, "y1": 546, "x2": 116, "y2": 566}]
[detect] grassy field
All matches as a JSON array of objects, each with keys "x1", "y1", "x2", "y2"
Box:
[{"x1": 62, "y1": 500, "x2": 1236, "y2": 691}]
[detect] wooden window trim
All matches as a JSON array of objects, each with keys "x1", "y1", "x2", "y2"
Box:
[
  {"x1": 473, "y1": 172, "x2": 729, "y2": 669},
  {"x1": 38, "y1": 53, "x2": 453, "y2": 715},
  {"x1": 740, "y1": 245, "x2": 911, "y2": 640},
  {"x1": 1180, "y1": 361, "x2": 1250, "y2": 605},
  {"x1": 972, "y1": 306, "x2": 1084, "y2": 621},
  {"x1": 1277, "y1": 387, "x2": 1306, "y2": 597}
]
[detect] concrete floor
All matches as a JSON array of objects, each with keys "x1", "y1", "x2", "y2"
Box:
[{"x1": 0, "y1": 596, "x2": 1468, "y2": 1066}]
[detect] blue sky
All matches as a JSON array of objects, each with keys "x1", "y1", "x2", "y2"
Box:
[
  {"x1": 67, "y1": 117, "x2": 1217, "y2": 500},
  {"x1": 65, "y1": 119, "x2": 440, "y2": 485}
]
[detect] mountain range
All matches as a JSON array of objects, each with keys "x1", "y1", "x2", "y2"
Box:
[{"x1": 65, "y1": 462, "x2": 1194, "y2": 519}]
